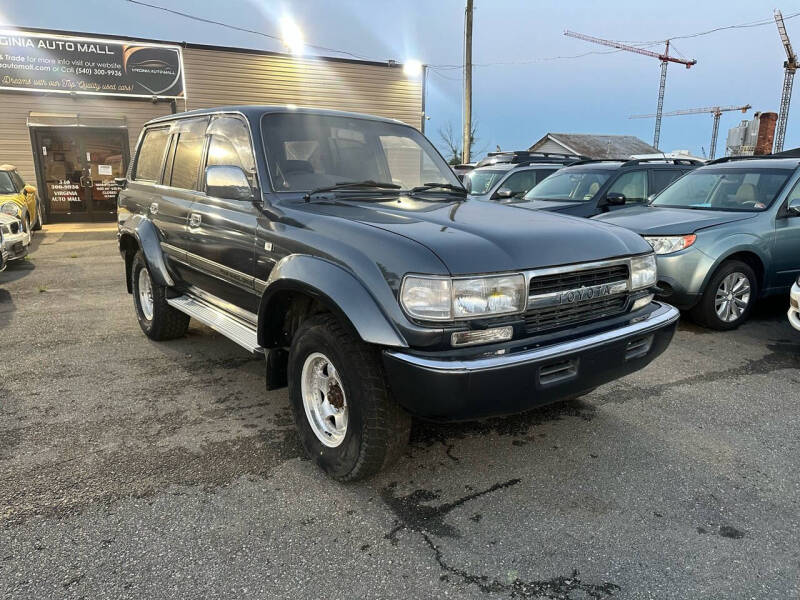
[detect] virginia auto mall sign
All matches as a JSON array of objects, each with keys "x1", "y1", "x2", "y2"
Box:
[{"x1": 0, "y1": 30, "x2": 185, "y2": 98}]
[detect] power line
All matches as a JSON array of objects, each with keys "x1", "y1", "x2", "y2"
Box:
[{"x1": 124, "y1": 0, "x2": 374, "y2": 61}]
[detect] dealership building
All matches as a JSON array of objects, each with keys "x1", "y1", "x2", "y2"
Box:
[{"x1": 0, "y1": 28, "x2": 424, "y2": 222}]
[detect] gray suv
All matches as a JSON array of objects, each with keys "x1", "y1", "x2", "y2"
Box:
[
  {"x1": 595, "y1": 156, "x2": 800, "y2": 330},
  {"x1": 464, "y1": 151, "x2": 584, "y2": 201}
]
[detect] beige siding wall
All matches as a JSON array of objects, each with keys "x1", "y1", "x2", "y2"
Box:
[
  {"x1": 529, "y1": 138, "x2": 572, "y2": 154},
  {"x1": 182, "y1": 48, "x2": 423, "y2": 129},
  {"x1": 0, "y1": 93, "x2": 171, "y2": 185}
]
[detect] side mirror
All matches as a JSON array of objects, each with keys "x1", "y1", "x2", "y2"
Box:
[
  {"x1": 604, "y1": 192, "x2": 626, "y2": 206},
  {"x1": 493, "y1": 188, "x2": 515, "y2": 200},
  {"x1": 788, "y1": 197, "x2": 800, "y2": 217},
  {"x1": 23, "y1": 184, "x2": 36, "y2": 195},
  {"x1": 114, "y1": 177, "x2": 128, "y2": 189},
  {"x1": 205, "y1": 165, "x2": 253, "y2": 201}
]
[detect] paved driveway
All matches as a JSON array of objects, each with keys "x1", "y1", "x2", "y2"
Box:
[{"x1": 2, "y1": 230, "x2": 799, "y2": 599}]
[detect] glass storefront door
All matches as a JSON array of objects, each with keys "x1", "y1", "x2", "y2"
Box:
[{"x1": 31, "y1": 127, "x2": 130, "y2": 222}]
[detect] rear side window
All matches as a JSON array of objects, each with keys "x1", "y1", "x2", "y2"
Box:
[
  {"x1": 651, "y1": 169, "x2": 683, "y2": 195},
  {"x1": 206, "y1": 116, "x2": 256, "y2": 187},
  {"x1": 169, "y1": 118, "x2": 208, "y2": 190},
  {"x1": 134, "y1": 127, "x2": 170, "y2": 181}
]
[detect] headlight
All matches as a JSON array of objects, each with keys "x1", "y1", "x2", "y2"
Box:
[
  {"x1": 399, "y1": 276, "x2": 451, "y2": 320},
  {"x1": 643, "y1": 234, "x2": 696, "y2": 255},
  {"x1": 401, "y1": 273, "x2": 526, "y2": 320},
  {"x1": 630, "y1": 254, "x2": 657, "y2": 290},
  {"x1": 1, "y1": 202, "x2": 20, "y2": 217}
]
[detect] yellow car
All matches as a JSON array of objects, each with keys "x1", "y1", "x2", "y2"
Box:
[{"x1": 0, "y1": 164, "x2": 42, "y2": 231}]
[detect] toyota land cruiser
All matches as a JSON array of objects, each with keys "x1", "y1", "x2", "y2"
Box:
[{"x1": 117, "y1": 106, "x2": 679, "y2": 481}]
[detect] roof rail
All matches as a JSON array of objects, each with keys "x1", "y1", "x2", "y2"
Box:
[
  {"x1": 476, "y1": 150, "x2": 589, "y2": 167},
  {"x1": 621, "y1": 157, "x2": 704, "y2": 167},
  {"x1": 706, "y1": 154, "x2": 799, "y2": 165},
  {"x1": 565, "y1": 158, "x2": 627, "y2": 167}
]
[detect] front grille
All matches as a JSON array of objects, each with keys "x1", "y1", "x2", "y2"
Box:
[
  {"x1": 528, "y1": 264, "x2": 629, "y2": 296},
  {"x1": 525, "y1": 294, "x2": 627, "y2": 333},
  {"x1": 525, "y1": 262, "x2": 630, "y2": 333}
]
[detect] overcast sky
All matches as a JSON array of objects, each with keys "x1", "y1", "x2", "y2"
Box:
[{"x1": 3, "y1": 0, "x2": 800, "y2": 158}]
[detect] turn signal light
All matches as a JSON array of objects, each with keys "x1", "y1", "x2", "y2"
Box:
[{"x1": 451, "y1": 326, "x2": 513, "y2": 347}]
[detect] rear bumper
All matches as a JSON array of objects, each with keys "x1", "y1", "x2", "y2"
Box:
[{"x1": 383, "y1": 302, "x2": 679, "y2": 420}]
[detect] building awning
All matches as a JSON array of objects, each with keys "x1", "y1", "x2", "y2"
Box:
[{"x1": 27, "y1": 112, "x2": 127, "y2": 128}]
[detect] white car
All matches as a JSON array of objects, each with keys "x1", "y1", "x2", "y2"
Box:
[
  {"x1": 0, "y1": 212, "x2": 29, "y2": 262},
  {"x1": 789, "y1": 278, "x2": 800, "y2": 332}
]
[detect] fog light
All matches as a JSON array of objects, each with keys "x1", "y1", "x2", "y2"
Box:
[
  {"x1": 451, "y1": 326, "x2": 513, "y2": 347},
  {"x1": 631, "y1": 294, "x2": 654, "y2": 312}
]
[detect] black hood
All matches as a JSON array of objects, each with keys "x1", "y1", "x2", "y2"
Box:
[
  {"x1": 593, "y1": 205, "x2": 757, "y2": 235},
  {"x1": 293, "y1": 195, "x2": 652, "y2": 275}
]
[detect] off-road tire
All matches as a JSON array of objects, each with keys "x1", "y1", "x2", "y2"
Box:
[
  {"x1": 130, "y1": 251, "x2": 189, "y2": 340},
  {"x1": 689, "y1": 259, "x2": 757, "y2": 331},
  {"x1": 288, "y1": 313, "x2": 411, "y2": 481}
]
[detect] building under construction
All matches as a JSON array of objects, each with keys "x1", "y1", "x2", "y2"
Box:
[{"x1": 726, "y1": 112, "x2": 778, "y2": 156}]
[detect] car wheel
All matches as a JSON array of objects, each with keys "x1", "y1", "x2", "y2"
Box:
[
  {"x1": 130, "y1": 251, "x2": 189, "y2": 340},
  {"x1": 287, "y1": 313, "x2": 411, "y2": 481},
  {"x1": 690, "y1": 260, "x2": 757, "y2": 330}
]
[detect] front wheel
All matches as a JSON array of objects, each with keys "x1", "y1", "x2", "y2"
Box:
[
  {"x1": 690, "y1": 260, "x2": 757, "y2": 330},
  {"x1": 287, "y1": 313, "x2": 410, "y2": 481},
  {"x1": 130, "y1": 251, "x2": 189, "y2": 340}
]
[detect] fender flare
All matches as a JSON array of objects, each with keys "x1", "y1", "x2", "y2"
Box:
[
  {"x1": 699, "y1": 237, "x2": 769, "y2": 292},
  {"x1": 118, "y1": 215, "x2": 174, "y2": 289},
  {"x1": 257, "y1": 254, "x2": 407, "y2": 349}
]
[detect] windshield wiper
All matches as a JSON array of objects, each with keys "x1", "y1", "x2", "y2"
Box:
[
  {"x1": 304, "y1": 180, "x2": 401, "y2": 201},
  {"x1": 409, "y1": 182, "x2": 467, "y2": 196}
]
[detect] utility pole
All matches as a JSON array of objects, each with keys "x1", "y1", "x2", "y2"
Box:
[{"x1": 462, "y1": 0, "x2": 473, "y2": 164}]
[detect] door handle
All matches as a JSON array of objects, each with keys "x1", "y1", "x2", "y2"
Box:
[
  {"x1": 189, "y1": 213, "x2": 202, "y2": 228},
  {"x1": 149, "y1": 202, "x2": 159, "y2": 215}
]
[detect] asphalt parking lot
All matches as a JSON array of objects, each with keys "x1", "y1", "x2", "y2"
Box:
[{"x1": 1, "y1": 229, "x2": 799, "y2": 599}]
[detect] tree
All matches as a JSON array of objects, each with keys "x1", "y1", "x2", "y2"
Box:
[{"x1": 438, "y1": 121, "x2": 482, "y2": 165}]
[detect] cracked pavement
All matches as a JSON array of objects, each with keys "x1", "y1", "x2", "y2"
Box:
[{"x1": 1, "y1": 231, "x2": 799, "y2": 599}]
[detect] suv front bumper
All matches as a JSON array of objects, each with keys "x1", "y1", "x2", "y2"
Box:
[{"x1": 383, "y1": 302, "x2": 679, "y2": 420}]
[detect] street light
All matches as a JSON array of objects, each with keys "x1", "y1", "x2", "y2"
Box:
[
  {"x1": 403, "y1": 59, "x2": 423, "y2": 78},
  {"x1": 281, "y1": 17, "x2": 304, "y2": 55}
]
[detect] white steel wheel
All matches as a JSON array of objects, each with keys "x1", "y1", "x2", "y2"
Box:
[
  {"x1": 714, "y1": 271, "x2": 751, "y2": 323},
  {"x1": 300, "y1": 352, "x2": 348, "y2": 448},
  {"x1": 137, "y1": 267, "x2": 155, "y2": 321}
]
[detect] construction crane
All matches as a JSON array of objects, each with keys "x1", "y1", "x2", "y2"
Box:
[
  {"x1": 564, "y1": 30, "x2": 697, "y2": 150},
  {"x1": 630, "y1": 104, "x2": 751, "y2": 160},
  {"x1": 774, "y1": 9, "x2": 797, "y2": 152}
]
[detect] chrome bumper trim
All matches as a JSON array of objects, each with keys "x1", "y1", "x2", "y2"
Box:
[{"x1": 385, "y1": 302, "x2": 679, "y2": 374}]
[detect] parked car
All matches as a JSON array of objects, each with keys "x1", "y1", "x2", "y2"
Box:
[
  {"x1": 464, "y1": 151, "x2": 585, "y2": 201},
  {"x1": 451, "y1": 163, "x2": 475, "y2": 182},
  {"x1": 517, "y1": 158, "x2": 701, "y2": 217},
  {"x1": 117, "y1": 106, "x2": 678, "y2": 481},
  {"x1": 0, "y1": 164, "x2": 43, "y2": 230},
  {"x1": 594, "y1": 156, "x2": 800, "y2": 330},
  {"x1": 789, "y1": 277, "x2": 800, "y2": 331},
  {"x1": 0, "y1": 213, "x2": 30, "y2": 262}
]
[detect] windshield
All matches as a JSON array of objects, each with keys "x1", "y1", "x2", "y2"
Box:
[
  {"x1": 523, "y1": 170, "x2": 611, "y2": 201},
  {"x1": 464, "y1": 169, "x2": 506, "y2": 194},
  {"x1": 651, "y1": 168, "x2": 791, "y2": 212},
  {"x1": 261, "y1": 113, "x2": 460, "y2": 192},
  {"x1": 0, "y1": 172, "x2": 16, "y2": 195}
]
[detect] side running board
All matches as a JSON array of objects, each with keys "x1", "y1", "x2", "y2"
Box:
[{"x1": 166, "y1": 295, "x2": 263, "y2": 354}]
